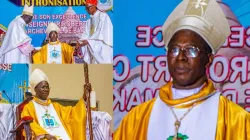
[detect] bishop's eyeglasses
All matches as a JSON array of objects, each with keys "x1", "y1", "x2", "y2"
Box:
[
  {"x1": 166, "y1": 45, "x2": 210, "y2": 58},
  {"x1": 41, "y1": 86, "x2": 51, "y2": 90}
]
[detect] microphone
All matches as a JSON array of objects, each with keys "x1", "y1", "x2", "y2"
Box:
[{"x1": 2, "y1": 90, "x2": 15, "y2": 134}]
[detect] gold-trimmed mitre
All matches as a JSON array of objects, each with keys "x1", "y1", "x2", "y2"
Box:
[
  {"x1": 30, "y1": 69, "x2": 49, "y2": 89},
  {"x1": 162, "y1": 0, "x2": 230, "y2": 53},
  {"x1": 22, "y1": 3, "x2": 34, "y2": 16},
  {"x1": 46, "y1": 22, "x2": 60, "y2": 35}
]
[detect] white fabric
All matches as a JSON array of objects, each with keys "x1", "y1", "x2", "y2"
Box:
[
  {"x1": 79, "y1": 10, "x2": 113, "y2": 64},
  {"x1": 18, "y1": 41, "x2": 34, "y2": 56},
  {"x1": 172, "y1": 85, "x2": 203, "y2": 99},
  {"x1": 32, "y1": 101, "x2": 71, "y2": 140},
  {"x1": 33, "y1": 101, "x2": 112, "y2": 140},
  {"x1": 86, "y1": 111, "x2": 112, "y2": 140},
  {"x1": 29, "y1": 69, "x2": 49, "y2": 89},
  {"x1": 0, "y1": 104, "x2": 17, "y2": 140},
  {"x1": 47, "y1": 43, "x2": 63, "y2": 64},
  {"x1": 81, "y1": 40, "x2": 113, "y2": 64},
  {"x1": 147, "y1": 91, "x2": 220, "y2": 140},
  {"x1": 0, "y1": 16, "x2": 33, "y2": 63},
  {"x1": 46, "y1": 23, "x2": 60, "y2": 36}
]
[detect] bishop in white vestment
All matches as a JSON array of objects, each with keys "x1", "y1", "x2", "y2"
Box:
[
  {"x1": 77, "y1": 0, "x2": 113, "y2": 64},
  {"x1": 0, "y1": 4, "x2": 34, "y2": 64}
]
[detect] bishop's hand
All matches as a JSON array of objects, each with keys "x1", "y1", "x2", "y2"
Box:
[
  {"x1": 31, "y1": 49, "x2": 38, "y2": 55},
  {"x1": 75, "y1": 40, "x2": 88, "y2": 50}
]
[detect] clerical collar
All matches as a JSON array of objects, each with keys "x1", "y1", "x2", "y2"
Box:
[
  {"x1": 38, "y1": 98, "x2": 47, "y2": 102},
  {"x1": 49, "y1": 40, "x2": 60, "y2": 45},
  {"x1": 33, "y1": 96, "x2": 51, "y2": 106},
  {"x1": 91, "y1": 10, "x2": 100, "y2": 18},
  {"x1": 172, "y1": 84, "x2": 204, "y2": 100},
  {"x1": 159, "y1": 80, "x2": 216, "y2": 108}
]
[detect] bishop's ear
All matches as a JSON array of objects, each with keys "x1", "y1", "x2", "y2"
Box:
[{"x1": 205, "y1": 54, "x2": 214, "y2": 68}]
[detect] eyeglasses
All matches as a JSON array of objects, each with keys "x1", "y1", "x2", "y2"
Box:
[
  {"x1": 167, "y1": 45, "x2": 210, "y2": 58},
  {"x1": 41, "y1": 86, "x2": 51, "y2": 90}
]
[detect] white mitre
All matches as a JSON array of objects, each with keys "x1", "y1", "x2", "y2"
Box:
[
  {"x1": 162, "y1": 0, "x2": 231, "y2": 54},
  {"x1": 22, "y1": 3, "x2": 34, "y2": 16},
  {"x1": 46, "y1": 22, "x2": 60, "y2": 36},
  {"x1": 29, "y1": 69, "x2": 49, "y2": 89}
]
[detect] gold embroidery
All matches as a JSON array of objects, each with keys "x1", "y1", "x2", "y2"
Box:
[
  {"x1": 33, "y1": 96, "x2": 51, "y2": 106},
  {"x1": 186, "y1": 0, "x2": 209, "y2": 16}
]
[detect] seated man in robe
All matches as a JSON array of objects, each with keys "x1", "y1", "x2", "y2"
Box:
[
  {"x1": 22, "y1": 69, "x2": 112, "y2": 140},
  {"x1": 75, "y1": 0, "x2": 113, "y2": 64},
  {"x1": 114, "y1": 0, "x2": 250, "y2": 140},
  {"x1": 22, "y1": 69, "x2": 86, "y2": 140},
  {"x1": 33, "y1": 23, "x2": 74, "y2": 64}
]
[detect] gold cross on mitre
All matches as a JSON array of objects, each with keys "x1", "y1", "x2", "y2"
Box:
[{"x1": 19, "y1": 80, "x2": 31, "y2": 99}]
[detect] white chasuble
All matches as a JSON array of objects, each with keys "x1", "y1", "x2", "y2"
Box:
[
  {"x1": 47, "y1": 43, "x2": 62, "y2": 64},
  {"x1": 79, "y1": 10, "x2": 113, "y2": 64},
  {"x1": 147, "y1": 91, "x2": 220, "y2": 140},
  {"x1": 0, "y1": 16, "x2": 33, "y2": 63},
  {"x1": 32, "y1": 101, "x2": 70, "y2": 140}
]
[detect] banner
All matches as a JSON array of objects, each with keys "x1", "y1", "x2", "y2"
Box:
[
  {"x1": 0, "y1": 64, "x2": 29, "y2": 104},
  {"x1": 113, "y1": 0, "x2": 250, "y2": 130},
  {"x1": 0, "y1": 0, "x2": 113, "y2": 48},
  {"x1": 0, "y1": 64, "x2": 28, "y2": 139}
]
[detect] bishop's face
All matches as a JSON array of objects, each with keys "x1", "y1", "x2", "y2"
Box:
[
  {"x1": 86, "y1": 4, "x2": 96, "y2": 15},
  {"x1": 167, "y1": 29, "x2": 212, "y2": 89},
  {"x1": 22, "y1": 15, "x2": 33, "y2": 24},
  {"x1": 35, "y1": 81, "x2": 50, "y2": 100},
  {"x1": 49, "y1": 31, "x2": 58, "y2": 42}
]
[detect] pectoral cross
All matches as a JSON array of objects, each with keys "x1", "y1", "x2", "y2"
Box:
[
  {"x1": 45, "y1": 110, "x2": 51, "y2": 124},
  {"x1": 45, "y1": 110, "x2": 50, "y2": 118},
  {"x1": 19, "y1": 80, "x2": 30, "y2": 99},
  {"x1": 173, "y1": 121, "x2": 180, "y2": 140}
]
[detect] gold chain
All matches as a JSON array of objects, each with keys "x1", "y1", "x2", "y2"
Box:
[
  {"x1": 41, "y1": 106, "x2": 49, "y2": 118},
  {"x1": 41, "y1": 106, "x2": 52, "y2": 128},
  {"x1": 169, "y1": 103, "x2": 197, "y2": 140}
]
